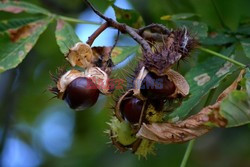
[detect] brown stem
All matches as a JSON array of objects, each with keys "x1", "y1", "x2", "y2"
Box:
[
  {"x1": 141, "y1": 31, "x2": 169, "y2": 42},
  {"x1": 109, "y1": 30, "x2": 120, "y2": 56},
  {"x1": 138, "y1": 23, "x2": 170, "y2": 35},
  {"x1": 86, "y1": 22, "x2": 109, "y2": 46},
  {"x1": 84, "y1": 0, "x2": 153, "y2": 56}
]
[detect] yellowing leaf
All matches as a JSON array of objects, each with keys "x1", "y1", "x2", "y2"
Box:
[{"x1": 0, "y1": 17, "x2": 51, "y2": 73}]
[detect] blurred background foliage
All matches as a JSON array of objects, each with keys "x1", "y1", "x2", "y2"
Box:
[{"x1": 0, "y1": 0, "x2": 250, "y2": 167}]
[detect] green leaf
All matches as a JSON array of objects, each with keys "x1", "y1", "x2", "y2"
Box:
[
  {"x1": 111, "y1": 45, "x2": 139, "y2": 65},
  {"x1": 246, "y1": 69, "x2": 250, "y2": 96},
  {"x1": 0, "y1": 17, "x2": 45, "y2": 32},
  {"x1": 112, "y1": 5, "x2": 144, "y2": 29},
  {"x1": 0, "y1": 17, "x2": 51, "y2": 73},
  {"x1": 237, "y1": 24, "x2": 250, "y2": 35},
  {"x1": 161, "y1": 13, "x2": 196, "y2": 21},
  {"x1": 200, "y1": 32, "x2": 236, "y2": 45},
  {"x1": 0, "y1": 1, "x2": 49, "y2": 15},
  {"x1": 220, "y1": 90, "x2": 250, "y2": 128},
  {"x1": 55, "y1": 19, "x2": 81, "y2": 55},
  {"x1": 168, "y1": 46, "x2": 237, "y2": 121},
  {"x1": 174, "y1": 20, "x2": 208, "y2": 38},
  {"x1": 241, "y1": 39, "x2": 250, "y2": 59}
]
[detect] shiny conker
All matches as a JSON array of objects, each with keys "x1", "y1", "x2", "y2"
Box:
[
  {"x1": 140, "y1": 72, "x2": 176, "y2": 100},
  {"x1": 63, "y1": 77, "x2": 99, "y2": 110},
  {"x1": 120, "y1": 96, "x2": 144, "y2": 124}
]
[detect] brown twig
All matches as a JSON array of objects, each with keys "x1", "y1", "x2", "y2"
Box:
[
  {"x1": 141, "y1": 31, "x2": 169, "y2": 42},
  {"x1": 138, "y1": 23, "x2": 170, "y2": 35},
  {"x1": 84, "y1": 0, "x2": 153, "y2": 56},
  {"x1": 86, "y1": 22, "x2": 109, "y2": 46},
  {"x1": 109, "y1": 30, "x2": 120, "y2": 56}
]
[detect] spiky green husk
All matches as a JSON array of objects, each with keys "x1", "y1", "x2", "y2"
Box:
[
  {"x1": 135, "y1": 139, "x2": 155, "y2": 158},
  {"x1": 107, "y1": 102, "x2": 166, "y2": 157},
  {"x1": 109, "y1": 117, "x2": 137, "y2": 146}
]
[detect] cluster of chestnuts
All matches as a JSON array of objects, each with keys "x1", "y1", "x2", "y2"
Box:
[
  {"x1": 50, "y1": 42, "x2": 113, "y2": 111},
  {"x1": 49, "y1": 11, "x2": 196, "y2": 157},
  {"x1": 108, "y1": 28, "x2": 196, "y2": 157}
]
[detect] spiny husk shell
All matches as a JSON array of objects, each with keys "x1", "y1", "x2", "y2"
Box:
[
  {"x1": 57, "y1": 69, "x2": 85, "y2": 98},
  {"x1": 109, "y1": 117, "x2": 137, "y2": 147},
  {"x1": 165, "y1": 69, "x2": 190, "y2": 97},
  {"x1": 66, "y1": 42, "x2": 98, "y2": 69},
  {"x1": 143, "y1": 28, "x2": 197, "y2": 75},
  {"x1": 85, "y1": 67, "x2": 111, "y2": 94},
  {"x1": 133, "y1": 66, "x2": 189, "y2": 100},
  {"x1": 107, "y1": 116, "x2": 156, "y2": 158},
  {"x1": 133, "y1": 66, "x2": 148, "y2": 100},
  {"x1": 92, "y1": 46, "x2": 113, "y2": 74},
  {"x1": 56, "y1": 67, "x2": 110, "y2": 99},
  {"x1": 115, "y1": 89, "x2": 134, "y2": 122}
]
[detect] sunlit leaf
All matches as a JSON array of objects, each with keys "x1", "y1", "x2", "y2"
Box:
[
  {"x1": 112, "y1": 5, "x2": 144, "y2": 29},
  {"x1": 174, "y1": 20, "x2": 208, "y2": 38},
  {"x1": 0, "y1": 1, "x2": 49, "y2": 14},
  {"x1": 111, "y1": 45, "x2": 139, "y2": 65},
  {"x1": 241, "y1": 39, "x2": 250, "y2": 59},
  {"x1": 0, "y1": 17, "x2": 51, "y2": 73},
  {"x1": 55, "y1": 19, "x2": 81, "y2": 55},
  {"x1": 161, "y1": 13, "x2": 195, "y2": 21},
  {"x1": 168, "y1": 46, "x2": 237, "y2": 121}
]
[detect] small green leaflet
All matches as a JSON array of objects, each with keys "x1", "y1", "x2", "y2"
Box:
[
  {"x1": 111, "y1": 45, "x2": 139, "y2": 65},
  {"x1": 55, "y1": 19, "x2": 81, "y2": 55},
  {"x1": 237, "y1": 24, "x2": 250, "y2": 36},
  {"x1": 0, "y1": 17, "x2": 51, "y2": 73},
  {"x1": 240, "y1": 39, "x2": 250, "y2": 59},
  {"x1": 220, "y1": 91, "x2": 250, "y2": 128},
  {"x1": 200, "y1": 33, "x2": 236, "y2": 45},
  {"x1": 112, "y1": 5, "x2": 144, "y2": 29},
  {"x1": 220, "y1": 69, "x2": 250, "y2": 127},
  {"x1": 168, "y1": 45, "x2": 237, "y2": 121},
  {"x1": 174, "y1": 20, "x2": 208, "y2": 38},
  {"x1": 0, "y1": 1, "x2": 49, "y2": 15}
]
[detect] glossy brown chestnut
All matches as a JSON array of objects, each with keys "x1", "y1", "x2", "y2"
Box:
[
  {"x1": 63, "y1": 77, "x2": 99, "y2": 110},
  {"x1": 140, "y1": 72, "x2": 176, "y2": 100},
  {"x1": 120, "y1": 96, "x2": 144, "y2": 124}
]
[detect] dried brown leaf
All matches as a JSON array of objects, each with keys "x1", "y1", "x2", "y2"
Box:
[
  {"x1": 56, "y1": 19, "x2": 64, "y2": 31},
  {"x1": 137, "y1": 111, "x2": 211, "y2": 144},
  {"x1": 8, "y1": 21, "x2": 43, "y2": 42}
]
